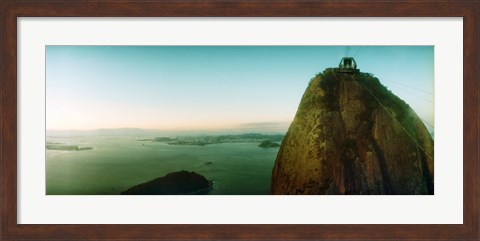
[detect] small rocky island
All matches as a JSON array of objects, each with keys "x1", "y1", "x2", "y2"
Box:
[
  {"x1": 121, "y1": 170, "x2": 212, "y2": 195},
  {"x1": 258, "y1": 140, "x2": 280, "y2": 148},
  {"x1": 46, "y1": 144, "x2": 93, "y2": 151}
]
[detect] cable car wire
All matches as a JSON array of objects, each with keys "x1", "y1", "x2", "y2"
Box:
[
  {"x1": 352, "y1": 46, "x2": 365, "y2": 58},
  {"x1": 339, "y1": 49, "x2": 434, "y2": 141},
  {"x1": 419, "y1": 117, "x2": 434, "y2": 129},
  {"x1": 383, "y1": 79, "x2": 434, "y2": 95},
  {"x1": 386, "y1": 85, "x2": 434, "y2": 104},
  {"x1": 354, "y1": 46, "x2": 369, "y2": 58},
  {"x1": 356, "y1": 76, "x2": 434, "y2": 160}
]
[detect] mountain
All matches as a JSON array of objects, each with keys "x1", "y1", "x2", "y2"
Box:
[{"x1": 271, "y1": 68, "x2": 434, "y2": 195}]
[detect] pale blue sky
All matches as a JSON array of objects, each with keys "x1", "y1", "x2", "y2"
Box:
[{"x1": 46, "y1": 46, "x2": 434, "y2": 132}]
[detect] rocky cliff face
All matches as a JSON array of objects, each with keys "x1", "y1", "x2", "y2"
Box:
[{"x1": 271, "y1": 69, "x2": 434, "y2": 195}]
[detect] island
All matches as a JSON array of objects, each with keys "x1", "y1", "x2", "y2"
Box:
[
  {"x1": 258, "y1": 140, "x2": 280, "y2": 148},
  {"x1": 121, "y1": 170, "x2": 212, "y2": 195}
]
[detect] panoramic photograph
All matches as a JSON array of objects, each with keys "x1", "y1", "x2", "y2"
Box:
[{"x1": 46, "y1": 46, "x2": 434, "y2": 195}]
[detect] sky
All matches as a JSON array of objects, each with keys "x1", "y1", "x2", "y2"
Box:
[{"x1": 46, "y1": 46, "x2": 434, "y2": 133}]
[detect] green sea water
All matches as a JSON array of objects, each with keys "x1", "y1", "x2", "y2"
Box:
[{"x1": 46, "y1": 136, "x2": 278, "y2": 195}]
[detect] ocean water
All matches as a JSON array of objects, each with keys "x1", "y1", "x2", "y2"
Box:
[{"x1": 46, "y1": 136, "x2": 279, "y2": 195}]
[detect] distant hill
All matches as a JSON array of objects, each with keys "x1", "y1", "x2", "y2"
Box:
[
  {"x1": 46, "y1": 128, "x2": 167, "y2": 137},
  {"x1": 271, "y1": 69, "x2": 434, "y2": 195},
  {"x1": 46, "y1": 128, "x2": 286, "y2": 137}
]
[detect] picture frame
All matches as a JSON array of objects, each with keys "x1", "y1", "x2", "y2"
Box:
[{"x1": 1, "y1": 1, "x2": 478, "y2": 240}]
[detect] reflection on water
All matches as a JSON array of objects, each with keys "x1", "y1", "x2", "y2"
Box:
[{"x1": 46, "y1": 136, "x2": 278, "y2": 195}]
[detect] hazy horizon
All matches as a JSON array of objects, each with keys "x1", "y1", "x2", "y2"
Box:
[
  {"x1": 45, "y1": 122, "x2": 291, "y2": 138},
  {"x1": 47, "y1": 46, "x2": 434, "y2": 132},
  {"x1": 46, "y1": 121, "x2": 290, "y2": 132}
]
